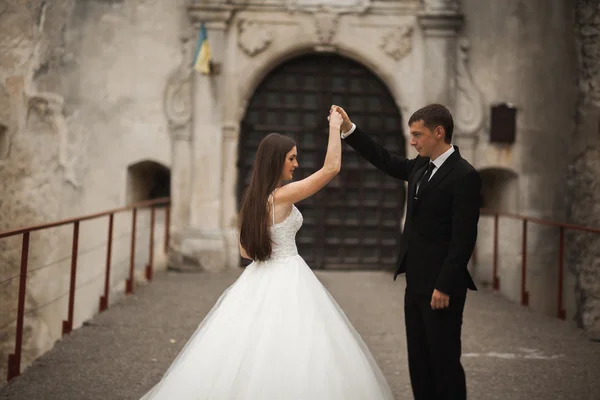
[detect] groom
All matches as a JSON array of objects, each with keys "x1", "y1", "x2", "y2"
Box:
[{"x1": 332, "y1": 104, "x2": 481, "y2": 399}]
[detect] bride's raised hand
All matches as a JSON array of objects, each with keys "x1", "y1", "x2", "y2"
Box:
[
  {"x1": 276, "y1": 108, "x2": 343, "y2": 205},
  {"x1": 329, "y1": 110, "x2": 343, "y2": 131}
]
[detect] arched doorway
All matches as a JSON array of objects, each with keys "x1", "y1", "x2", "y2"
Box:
[
  {"x1": 237, "y1": 54, "x2": 406, "y2": 269},
  {"x1": 126, "y1": 160, "x2": 171, "y2": 204}
]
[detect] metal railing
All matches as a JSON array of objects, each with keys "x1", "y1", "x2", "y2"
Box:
[
  {"x1": 477, "y1": 208, "x2": 600, "y2": 320},
  {"x1": 3, "y1": 200, "x2": 596, "y2": 380},
  {"x1": 0, "y1": 197, "x2": 170, "y2": 381}
]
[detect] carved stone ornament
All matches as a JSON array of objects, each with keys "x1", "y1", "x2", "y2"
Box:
[
  {"x1": 25, "y1": 91, "x2": 79, "y2": 187},
  {"x1": 164, "y1": 36, "x2": 193, "y2": 136},
  {"x1": 286, "y1": 0, "x2": 371, "y2": 14},
  {"x1": 380, "y1": 26, "x2": 413, "y2": 61},
  {"x1": 238, "y1": 20, "x2": 273, "y2": 57},
  {"x1": 453, "y1": 38, "x2": 485, "y2": 135},
  {"x1": 313, "y1": 14, "x2": 339, "y2": 44}
]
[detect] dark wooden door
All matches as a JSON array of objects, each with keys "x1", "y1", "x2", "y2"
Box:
[{"x1": 237, "y1": 54, "x2": 406, "y2": 269}]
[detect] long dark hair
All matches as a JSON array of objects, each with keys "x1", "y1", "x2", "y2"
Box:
[{"x1": 239, "y1": 133, "x2": 296, "y2": 261}]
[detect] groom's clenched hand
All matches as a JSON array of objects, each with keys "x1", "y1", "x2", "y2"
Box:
[
  {"x1": 330, "y1": 105, "x2": 353, "y2": 133},
  {"x1": 430, "y1": 289, "x2": 450, "y2": 310}
]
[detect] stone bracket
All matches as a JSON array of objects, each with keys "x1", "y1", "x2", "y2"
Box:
[
  {"x1": 188, "y1": 3, "x2": 234, "y2": 28},
  {"x1": 418, "y1": 13, "x2": 464, "y2": 37}
]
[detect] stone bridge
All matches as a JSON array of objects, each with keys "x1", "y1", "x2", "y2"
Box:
[{"x1": 0, "y1": 269, "x2": 598, "y2": 400}]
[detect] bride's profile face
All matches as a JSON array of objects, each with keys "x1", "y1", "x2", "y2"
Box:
[{"x1": 280, "y1": 146, "x2": 298, "y2": 181}]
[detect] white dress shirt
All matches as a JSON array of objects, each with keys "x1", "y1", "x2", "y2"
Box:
[
  {"x1": 424, "y1": 145, "x2": 455, "y2": 180},
  {"x1": 340, "y1": 123, "x2": 357, "y2": 139},
  {"x1": 341, "y1": 123, "x2": 455, "y2": 191}
]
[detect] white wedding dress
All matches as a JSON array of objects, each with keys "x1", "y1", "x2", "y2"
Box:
[{"x1": 140, "y1": 200, "x2": 394, "y2": 400}]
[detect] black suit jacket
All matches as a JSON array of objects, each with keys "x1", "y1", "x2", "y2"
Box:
[{"x1": 344, "y1": 127, "x2": 480, "y2": 296}]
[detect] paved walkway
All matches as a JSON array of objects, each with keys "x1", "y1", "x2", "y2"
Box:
[{"x1": 1, "y1": 269, "x2": 599, "y2": 400}]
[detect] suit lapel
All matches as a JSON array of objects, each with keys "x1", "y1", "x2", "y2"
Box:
[{"x1": 417, "y1": 148, "x2": 461, "y2": 200}]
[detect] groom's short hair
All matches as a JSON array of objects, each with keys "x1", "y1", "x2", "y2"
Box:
[{"x1": 408, "y1": 104, "x2": 454, "y2": 144}]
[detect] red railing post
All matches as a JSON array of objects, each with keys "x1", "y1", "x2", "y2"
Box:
[
  {"x1": 63, "y1": 222, "x2": 80, "y2": 335},
  {"x1": 7, "y1": 232, "x2": 30, "y2": 381},
  {"x1": 493, "y1": 214, "x2": 500, "y2": 290},
  {"x1": 100, "y1": 214, "x2": 114, "y2": 312},
  {"x1": 558, "y1": 227, "x2": 566, "y2": 320},
  {"x1": 126, "y1": 208, "x2": 137, "y2": 294},
  {"x1": 164, "y1": 205, "x2": 170, "y2": 253},
  {"x1": 1, "y1": 197, "x2": 169, "y2": 381},
  {"x1": 146, "y1": 207, "x2": 156, "y2": 281},
  {"x1": 521, "y1": 219, "x2": 529, "y2": 306}
]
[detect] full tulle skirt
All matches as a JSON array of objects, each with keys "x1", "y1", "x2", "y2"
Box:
[{"x1": 140, "y1": 255, "x2": 394, "y2": 400}]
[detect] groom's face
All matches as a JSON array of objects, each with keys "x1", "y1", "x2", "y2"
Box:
[{"x1": 409, "y1": 120, "x2": 440, "y2": 158}]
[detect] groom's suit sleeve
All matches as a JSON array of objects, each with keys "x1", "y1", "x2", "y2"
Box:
[
  {"x1": 342, "y1": 124, "x2": 416, "y2": 181},
  {"x1": 435, "y1": 169, "x2": 482, "y2": 294}
]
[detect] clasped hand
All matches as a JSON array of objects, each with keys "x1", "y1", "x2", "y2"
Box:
[{"x1": 328, "y1": 107, "x2": 343, "y2": 130}]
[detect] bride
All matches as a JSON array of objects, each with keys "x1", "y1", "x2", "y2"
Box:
[{"x1": 140, "y1": 109, "x2": 394, "y2": 399}]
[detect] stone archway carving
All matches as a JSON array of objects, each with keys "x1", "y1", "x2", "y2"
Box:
[
  {"x1": 221, "y1": 38, "x2": 415, "y2": 270},
  {"x1": 235, "y1": 42, "x2": 409, "y2": 125}
]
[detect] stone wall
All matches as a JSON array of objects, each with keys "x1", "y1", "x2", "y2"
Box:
[
  {"x1": 568, "y1": 0, "x2": 600, "y2": 335},
  {"x1": 0, "y1": 0, "x2": 77, "y2": 382},
  {"x1": 462, "y1": 0, "x2": 579, "y2": 317},
  {"x1": 0, "y1": 0, "x2": 183, "y2": 382}
]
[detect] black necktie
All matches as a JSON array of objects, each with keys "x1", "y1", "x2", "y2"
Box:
[{"x1": 416, "y1": 162, "x2": 435, "y2": 195}]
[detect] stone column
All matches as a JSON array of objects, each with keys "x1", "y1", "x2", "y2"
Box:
[
  {"x1": 182, "y1": 4, "x2": 233, "y2": 271},
  {"x1": 417, "y1": 0, "x2": 463, "y2": 107},
  {"x1": 221, "y1": 122, "x2": 241, "y2": 269},
  {"x1": 418, "y1": 0, "x2": 486, "y2": 273},
  {"x1": 163, "y1": 36, "x2": 193, "y2": 268}
]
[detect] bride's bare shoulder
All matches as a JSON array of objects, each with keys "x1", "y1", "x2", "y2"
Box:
[{"x1": 269, "y1": 188, "x2": 294, "y2": 225}]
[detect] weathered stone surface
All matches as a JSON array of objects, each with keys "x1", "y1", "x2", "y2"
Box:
[
  {"x1": 566, "y1": 0, "x2": 600, "y2": 335},
  {"x1": 0, "y1": 0, "x2": 74, "y2": 382},
  {"x1": 0, "y1": 0, "x2": 180, "y2": 383}
]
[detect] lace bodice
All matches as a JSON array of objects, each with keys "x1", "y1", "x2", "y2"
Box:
[{"x1": 269, "y1": 205, "x2": 303, "y2": 261}]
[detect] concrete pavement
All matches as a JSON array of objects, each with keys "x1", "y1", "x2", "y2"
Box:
[{"x1": 1, "y1": 268, "x2": 599, "y2": 399}]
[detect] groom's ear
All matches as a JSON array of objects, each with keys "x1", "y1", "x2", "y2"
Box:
[{"x1": 434, "y1": 125, "x2": 445, "y2": 140}]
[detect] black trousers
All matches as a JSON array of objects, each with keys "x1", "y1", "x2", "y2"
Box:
[{"x1": 404, "y1": 288, "x2": 467, "y2": 400}]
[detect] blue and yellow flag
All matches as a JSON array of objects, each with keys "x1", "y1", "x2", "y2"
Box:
[{"x1": 193, "y1": 23, "x2": 211, "y2": 74}]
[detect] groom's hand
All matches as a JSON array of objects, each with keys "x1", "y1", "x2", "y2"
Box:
[
  {"x1": 430, "y1": 289, "x2": 450, "y2": 310},
  {"x1": 331, "y1": 105, "x2": 353, "y2": 133}
]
